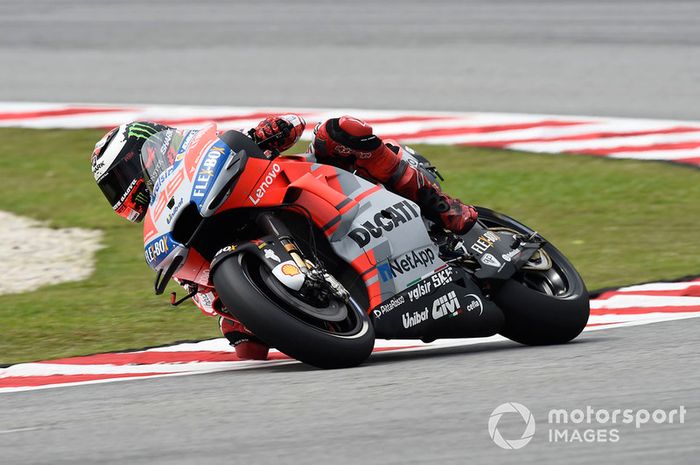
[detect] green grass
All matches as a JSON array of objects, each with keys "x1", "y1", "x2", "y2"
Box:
[{"x1": 0, "y1": 128, "x2": 699, "y2": 364}]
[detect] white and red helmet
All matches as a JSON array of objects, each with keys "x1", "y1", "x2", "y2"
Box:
[{"x1": 91, "y1": 121, "x2": 172, "y2": 223}]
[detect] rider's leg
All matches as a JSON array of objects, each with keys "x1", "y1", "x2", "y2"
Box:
[
  {"x1": 220, "y1": 316, "x2": 270, "y2": 360},
  {"x1": 311, "y1": 116, "x2": 478, "y2": 234}
]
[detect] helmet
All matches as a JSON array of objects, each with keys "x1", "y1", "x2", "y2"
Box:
[{"x1": 91, "y1": 121, "x2": 172, "y2": 223}]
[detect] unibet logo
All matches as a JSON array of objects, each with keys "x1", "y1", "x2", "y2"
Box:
[
  {"x1": 431, "y1": 291, "x2": 460, "y2": 320},
  {"x1": 401, "y1": 309, "x2": 429, "y2": 328}
]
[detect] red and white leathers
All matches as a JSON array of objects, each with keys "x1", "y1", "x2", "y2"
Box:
[
  {"x1": 175, "y1": 279, "x2": 270, "y2": 360},
  {"x1": 310, "y1": 116, "x2": 478, "y2": 234},
  {"x1": 186, "y1": 113, "x2": 477, "y2": 360}
]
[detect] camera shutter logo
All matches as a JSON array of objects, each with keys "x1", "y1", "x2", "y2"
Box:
[{"x1": 488, "y1": 402, "x2": 536, "y2": 449}]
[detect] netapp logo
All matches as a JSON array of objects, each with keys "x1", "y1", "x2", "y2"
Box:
[{"x1": 377, "y1": 247, "x2": 436, "y2": 282}]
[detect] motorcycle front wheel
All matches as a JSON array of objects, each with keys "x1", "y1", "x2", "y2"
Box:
[{"x1": 212, "y1": 253, "x2": 375, "y2": 369}]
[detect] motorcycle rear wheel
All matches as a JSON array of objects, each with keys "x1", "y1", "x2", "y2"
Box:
[
  {"x1": 212, "y1": 253, "x2": 375, "y2": 368},
  {"x1": 476, "y1": 207, "x2": 590, "y2": 345}
]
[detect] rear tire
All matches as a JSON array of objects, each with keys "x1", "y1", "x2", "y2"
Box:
[
  {"x1": 212, "y1": 253, "x2": 375, "y2": 368},
  {"x1": 477, "y1": 208, "x2": 590, "y2": 345}
]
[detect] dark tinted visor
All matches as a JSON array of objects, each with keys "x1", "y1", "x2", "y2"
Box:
[{"x1": 97, "y1": 154, "x2": 145, "y2": 208}]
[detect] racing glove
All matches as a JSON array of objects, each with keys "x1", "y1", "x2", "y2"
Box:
[{"x1": 250, "y1": 114, "x2": 306, "y2": 153}]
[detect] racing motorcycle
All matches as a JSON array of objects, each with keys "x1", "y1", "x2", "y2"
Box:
[{"x1": 141, "y1": 124, "x2": 589, "y2": 368}]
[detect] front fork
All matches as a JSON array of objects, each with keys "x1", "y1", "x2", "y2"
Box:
[
  {"x1": 257, "y1": 212, "x2": 312, "y2": 275},
  {"x1": 255, "y1": 212, "x2": 350, "y2": 301}
]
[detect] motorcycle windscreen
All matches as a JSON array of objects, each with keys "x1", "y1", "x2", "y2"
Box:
[{"x1": 140, "y1": 128, "x2": 191, "y2": 193}]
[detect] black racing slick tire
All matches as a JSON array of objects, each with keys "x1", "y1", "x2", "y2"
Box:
[
  {"x1": 477, "y1": 207, "x2": 590, "y2": 346},
  {"x1": 212, "y1": 253, "x2": 375, "y2": 369}
]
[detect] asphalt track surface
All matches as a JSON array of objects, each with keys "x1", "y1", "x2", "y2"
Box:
[
  {"x1": 1, "y1": 0, "x2": 700, "y2": 119},
  {"x1": 1, "y1": 320, "x2": 698, "y2": 464},
  {"x1": 1, "y1": 1, "x2": 699, "y2": 463}
]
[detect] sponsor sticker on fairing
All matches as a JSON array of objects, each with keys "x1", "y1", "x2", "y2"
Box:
[
  {"x1": 264, "y1": 248, "x2": 281, "y2": 263},
  {"x1": 271, "y1": 260, "x2": 305, "y2": 291},
  {"x1": 248, "y1": 163, "x2": 281, "y2": 205},
  {"x1": 431, "y1": 291, "x2": 462, "y2": 320},
  {"x1": 401, "y1": 309, "x2": 429, "y2": 328},
  {"x1": 482, "y1": 253, "x2": 501, "y2": 268},
  {"x1": 406, "y1": 267, "x2": 454, "y2": 302},
  {"x1": 430, "y1": 291, "x2": 483, "y2": 320},
  {"x1": 373, "y1": 295, "x2": 405, "y2": 319},
  {"x1": 144, "y1": 235, "x2": 174, "y2": 266},
  {"x1": 377, "y1": 247, "x2": 436, "y2": 282},
  {"x1": 192, "y1": 142, "x2": 228, "y2": 199},
  {"x1": 348, "y1": 200, "x2": 420, "y2": 248},
  {"x1": 214, "y1": 244, "x2": 237, "y2": 258},
  {"x1": 470, "y1": 230, "x2": 501, "y2": 255}
]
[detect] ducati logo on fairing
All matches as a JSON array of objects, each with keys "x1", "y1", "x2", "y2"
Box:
[
  {"x1": 348, "y1": 200, "x2": 420, "y2": 248},
  {"x1": 249, "y1": 163, "x2": 281, "y2": 205}
]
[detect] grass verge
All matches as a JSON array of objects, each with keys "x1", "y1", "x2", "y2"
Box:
[{"x1": 0, "y1": 128, "x2": 698, "y2": 363}]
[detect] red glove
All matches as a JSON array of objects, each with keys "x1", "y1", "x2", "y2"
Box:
[{"x1": 251, "y1": 114, "x2": 306, "y2": 153}]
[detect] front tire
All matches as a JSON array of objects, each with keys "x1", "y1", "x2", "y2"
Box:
[
  {"x1": 212, "y1": 253, "x2": 375, "y2": 368},
  {"x1": 477, "y1": 208, "x2": 590, "y2": 345}
]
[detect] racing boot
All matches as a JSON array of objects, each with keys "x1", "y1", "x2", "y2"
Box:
[
  {"x1": 312, "y1": 116, "x2": 478, "y2": 234},
  {"x1": 220, "y1": 317, "x2": 270, "y2": 360}
]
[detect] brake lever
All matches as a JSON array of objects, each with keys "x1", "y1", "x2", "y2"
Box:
[{"x1": 170, "y1": 287, "x2": 198, "y2": 307}]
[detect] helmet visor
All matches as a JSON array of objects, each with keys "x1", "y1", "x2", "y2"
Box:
[{"x1": 98, "y1": 154, "x2": 149, "y2": 222}]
